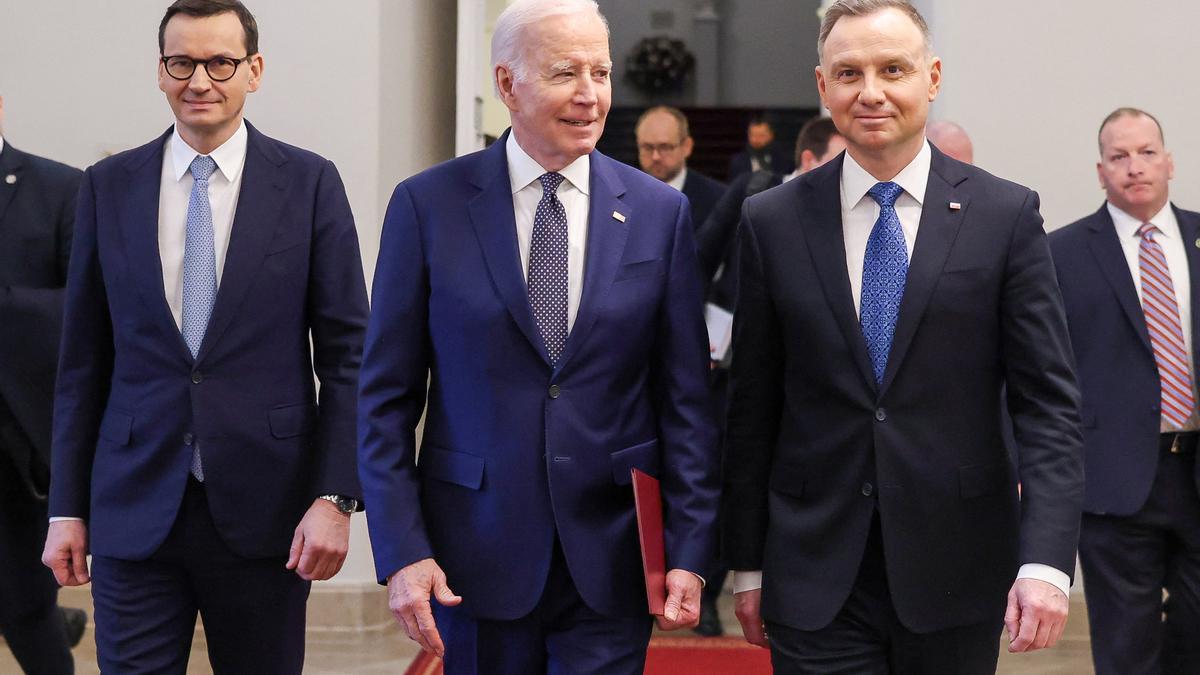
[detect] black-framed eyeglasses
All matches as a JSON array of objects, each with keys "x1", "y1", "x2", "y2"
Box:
[
  {"x1": 637, "y1": 142, "x2": 682, "y2": 155},
  {"x1": 160, "y1": 55, "x2": 251, "y2": 82}
]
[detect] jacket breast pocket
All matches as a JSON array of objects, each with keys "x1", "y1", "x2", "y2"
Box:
[
  {"x1": 614, "y1": 259, "x2": 664, "y2": 282},
  {"x1": 420, "y1": 446, "x2": 485, "y2": 490},
  {"x1": 98, "y1": 410, "x2": 133, "y2": 446},
  {"x1": 268, "y1": 402, "x2": 317, "y2": 439},
  {"x1": 610, "y1": 439, "x2": 660, "y2": 485}
]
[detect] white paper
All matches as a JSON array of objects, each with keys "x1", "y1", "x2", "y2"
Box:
[{"x1": 704, "y1": 303, "x2": 734, "y2": 362}]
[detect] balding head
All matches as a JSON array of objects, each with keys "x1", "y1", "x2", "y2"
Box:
[{"x1": 927, "y1": 120, "x2": 973, "y2": 164}]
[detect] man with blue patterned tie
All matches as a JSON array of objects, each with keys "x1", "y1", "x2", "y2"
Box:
[
  {"x1": 1050, "y1": 108, "x2": 1200, "y2": 675},
  {"x1": 357, "y1": 1, "x2": 718, "y2": 673},
  {"x1": 41, "y1": 0, "x2": 369, "y2": 671},
  {"x1": 721, "y1": 1, "x2": 1084, "y2": 672}
]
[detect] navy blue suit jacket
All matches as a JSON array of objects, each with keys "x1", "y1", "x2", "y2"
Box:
[
  {"x1": 49, "y1": 122, "x2": 369, "y2": 561},
  {"x1": 358, "y1": 133, "x2": 719, "y2": 620},
  {"x1": 0, "y1": 142, "x2": 80, "y2": 498},
  {"x1": 723, "y1": 146, "x2": 1084, "y2": 633},
  {"x1": 680, "y1": 169, "x2": 724, "y2": 236},
  {"x1": 1050, "y1": 204, "x2": 1200, "y2": 516}
]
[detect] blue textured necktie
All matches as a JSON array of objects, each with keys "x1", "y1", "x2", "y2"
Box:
[
  {"x1": 527, "y1": 172, "x2": 569, "y2": 365},
  {"x1": 860, "y1": 181, "x2": 908, "y2": 384},
  {"x1": 182, "y1": 154, "x2": 217, "y2": 480}
]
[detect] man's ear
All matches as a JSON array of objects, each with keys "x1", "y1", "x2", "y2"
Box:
[{"x1": 496, "y1": 64, "x2": 519, "y2": 112}]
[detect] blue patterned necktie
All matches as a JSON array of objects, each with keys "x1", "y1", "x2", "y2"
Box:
[
  {"x1": 182, "y1": 154, "x2": 217, "y2": 480},
  {"x1": 860, "y1": 181, "x2": 908, "y2": 384},
  {"x1": 528, "y1": 172, "x2": 569, "y2": 365}
]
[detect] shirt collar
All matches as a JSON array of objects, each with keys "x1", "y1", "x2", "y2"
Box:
[
  {"x1": 666, "y1": 166, "x2": 688, "y2": 193},
  {"x1": 1108, "y1": 200, "x2": 1178, "y2": 240},
  {"x1": 506, "y1": 129, "x2": 590, "y2": 196},
  {"x1": 168, "y1": 120, "x2": 248, "y2": 183},
  {"x1": 841, "y1": 140, "x2": 931, "y2": 209},
  {"x1": 0, "y1": 136, "x2": 5, "y2": 154}
]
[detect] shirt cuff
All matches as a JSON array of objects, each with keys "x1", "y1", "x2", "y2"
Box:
[
  {"x1": 48, "y1": 517, "x2": 85, "y2": 524},
  {"x1": 1017, "y1": 563, "x2": 1071, "y2": 597},
  {"x1": 688, "y1": 572, "x2": 707, "y2": 588},
  {"x1": 732, "y1": 570, "x2": 763, "y2": 593}
]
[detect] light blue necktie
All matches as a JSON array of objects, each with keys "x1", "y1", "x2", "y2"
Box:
[
  {"x1": 182, "y1": 154, "x2": 217, "y2": 480},
  {"x1": 860, "y1": 181, "x2": 908, "y2": 384}
]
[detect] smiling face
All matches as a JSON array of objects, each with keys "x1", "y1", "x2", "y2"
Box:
[
  {"x1": 1097, "y1": 113, "x2": 1173, "y2": 223},
  {"x1": 158, "y1": 11, "x2": 262, "y2": 154},
  {"x1": 815, "y1": 7, "x2": 939, "y2": 172},
  {"x1": 495, "y1": 10, "x2": 611, "y2": 171}
]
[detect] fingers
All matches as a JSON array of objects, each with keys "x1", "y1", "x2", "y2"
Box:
[
  {"x1": 663, "y1": 585, "x2": 683, "y2": 623},
  {"x1": 388, "y1": 560, "x2": 456, "y2": 657},
  {"x1": 413, "y1": 600, "x2": 446, "y2": 657},
  {"x1": 70, "y1": 544, "x2": 90, "y2": 585},
  {"x1": 1009, "y1": 607, "x2": 1039, "y2": 653},
  {"x1": 1003, "y1": 588, "x2": 1020, "y2": 645},
  {"x1": 432, "y1": 575, "x2": 463, "y2": 607},
  {"x1": 285, "y1": 528, "x2": 304, "y2": 570},
  {"x1": 733, "y1": 590, "x2": 768, "y2": 648}
]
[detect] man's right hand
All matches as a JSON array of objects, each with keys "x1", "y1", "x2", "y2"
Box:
[
  {"x1": 734, "y1": 588, "x2": 769, "y2": 648},
  {"x1": 42, "y1": 520, "x2": 90, "y2": 586},
  {"x1": 387, "y1": 557, "x2": 462, "y2": 657}
]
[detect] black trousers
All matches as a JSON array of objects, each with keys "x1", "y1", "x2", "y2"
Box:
[
  {"x1": 91, "y1": 477, "x2": 310, "y2": 674},
  {"x1": 0, "y1": 448, "x2": 74, "y2": 675},
  {"x1": 1079, "y1": 439, "x2": 1200, "y2": 675},
  {"x1": 766, "y1": 517, "x2": 1001, "y2": 674}
]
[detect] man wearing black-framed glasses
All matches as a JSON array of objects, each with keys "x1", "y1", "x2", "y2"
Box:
[{"x1": 42, "y1": 0, "x2": 369, "y2": 672}]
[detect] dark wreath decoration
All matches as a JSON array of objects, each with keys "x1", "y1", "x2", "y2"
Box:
[{"x1": 624, "y1": 36, "x2": 695, "y2": 94}]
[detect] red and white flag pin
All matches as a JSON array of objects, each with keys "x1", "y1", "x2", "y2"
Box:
[
  {"x1": 613, "y1": 211, "x2": 626, "y2": 222},
  {"x1": 949, "y1": 201, "x2": 961, "y2": 210}
]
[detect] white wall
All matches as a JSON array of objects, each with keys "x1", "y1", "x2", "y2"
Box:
[
  {"x1": 917, "y1": 0, "x2": 1200, "y2": 230},
  {"x1": 0, "y1": 0, "x2": 456, "y2": 585}
]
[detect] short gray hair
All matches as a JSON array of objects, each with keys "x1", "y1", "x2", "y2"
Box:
[
  {"x1": 492, "y1": 0, "x2": 608, "y2": 91},
  {"x1": 818, "y1": 0, "x2": 931, "y2": 62}
]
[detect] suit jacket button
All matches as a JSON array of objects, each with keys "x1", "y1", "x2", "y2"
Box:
[
  {"x1": 183, "y1": 433, "x2": 194, "y2": 446},
  {"x1": 874, "y1": 408, "x2": 887, "y2": 422},
  {"x1": 861, "y1": 482, "x2": 874, "y2": 497},
  {"x1": 191, "y1": 372, "x2": 203, "y2": 384},
  {"x1": 549, "y1": 384, "x2": 561, "y2": 399}
]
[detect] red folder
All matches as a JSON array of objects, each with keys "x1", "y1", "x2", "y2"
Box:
[{"x1": 632, "y1": 468, "x2": 667, "y2": 615}]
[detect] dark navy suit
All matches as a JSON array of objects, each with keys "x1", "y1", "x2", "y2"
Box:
[
  {"x1": 1050, "y1": 204, "x2": 1200, "y2": 675},
  {"x1": 0, "y1": 141, "x2": 81, "y2": 674},
  {"x1": 724, "y1": 147, "x2": 1083, "y2": 671},
  {"x1": 359, "y1": 132, "x2": 718, "y2": 673},
  {"x1": 680, "y1": 169, "x2": 724, "y2": 236},
  {"x1": 50, "y1": 122, "x2": 368, "y2": 673}
]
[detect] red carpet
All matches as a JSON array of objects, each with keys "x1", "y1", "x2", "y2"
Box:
[{"x1": 403, "y1": 636, "x2": 772, "y2": 674}]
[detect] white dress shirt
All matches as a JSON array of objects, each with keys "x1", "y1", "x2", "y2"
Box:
[
  {"x1": 160, "y1": 121, "x2": 248, "y2": 330},
  {"x1": 732, "y1": 140, "x2": 1072, "y2": 598},
  {"x1": 1108, "y1": 201, "x2": 1199, "y2": 432},
  {"x1": 507, "y1": 131, "x2": 589, "y2": 332},
  {"x1": 666, "y1": 166, "x2": 687, "y2": 193},
  {"x1": 49, "y1": 123, "x2": 248, "y2": 525}
]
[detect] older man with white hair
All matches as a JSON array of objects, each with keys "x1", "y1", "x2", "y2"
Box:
[{"x1": 357, "y1": 0, "x2": 719, "y2": 673}]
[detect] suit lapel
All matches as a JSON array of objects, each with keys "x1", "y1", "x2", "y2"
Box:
[
  {"x1": 1086, "y1": 205, "x2": 1153, "y2": 355},
  {"x1": 119, "y1": 129, "x2": 193, "y2": 361},
  {"x1": 195, "y1": 122, "x2": 289, "y2": 364},
  {"x1": 800, "y1": 158, "x2": 877, "y2": 391},
  {"x1": 467, "y1": 135, "x2": 550, "y2": 365},
  {"x1": 1175, "y1": 206, "x2": 1200, "y2": 377},
  {"x1": 0, "y1": 143, "x2": 24, "y2": 224},
  {"x1": 554, "y1": 152, "x2": 630, "y2": 374},
  {"x1": 878, "y1": 148, "x2": 969, "y2": 396}
]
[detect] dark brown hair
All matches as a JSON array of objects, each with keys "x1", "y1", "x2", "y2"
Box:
[{"x1": 159, "y1": 0, "x2": 259, "y2": 56}]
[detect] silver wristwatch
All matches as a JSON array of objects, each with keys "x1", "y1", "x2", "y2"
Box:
[{"x1": 318, "y1": 494, "x2": 358, "y2": 515}]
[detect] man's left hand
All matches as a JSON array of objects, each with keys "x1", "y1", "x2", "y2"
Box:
[
  {"x1": 1005, "y1": 577, "x2": 1069, "y2": 653},
  {"x1": 285, "y1": 498, "x2": 351, "y2": 581},
  {"x1": 656, "y1": 569, "x2": 703, "y2": 630}
]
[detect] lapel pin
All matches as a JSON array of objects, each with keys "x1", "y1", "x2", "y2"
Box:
[
  {"x1": 4, "y1": 174, "x2": 15, "y2": 185},
  {"x1": 1194, "y1": 238, "x2": 1200, "y2": 249},
  {"x1": 949, "y1": 201, "x2": 961, "y2": 210},
  {"x1": 612, "y1": 211, "x2": 626, "y2": 222}
]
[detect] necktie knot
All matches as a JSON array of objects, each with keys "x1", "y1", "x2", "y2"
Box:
[
  {"x1": 190, "y1": 155, "x2": 217, "y2": 182},
  {"x1": 1138, "y1": 222, "x2": 1160, "y2": 241},
  {"x1": 868, "y1": 181, "x2": 903, "y2": 209},
  {"x1": 538, "y1": 172, "x2": 565, "y2": 196}
]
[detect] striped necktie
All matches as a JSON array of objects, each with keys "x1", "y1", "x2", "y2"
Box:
[{"x1": 1137, "y1": 222, "x2": 1195, "y2": 428}]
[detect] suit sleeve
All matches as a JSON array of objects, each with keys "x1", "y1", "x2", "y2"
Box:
[
  {"x1": 721, "y1": 204, "x2": 785, "y2": 569},
  {"x1": 357, "y1": 182, "x2": 434, "y2": 583},
  {"x1": 695, "y1": 174, "x2": 748, "y2": 284},
  {"x1": 1000, "y1": 190, "x2": 1085, "y2": 578},
  {"x1": 49, "y1": 167, "x2": 113, "y2": 519},
  {"x1": 306, "y1": 160, "x2": 370, "y2": 501},
  {"x1": 651, "y1": 195, "x2": 721, "y2": 577}
]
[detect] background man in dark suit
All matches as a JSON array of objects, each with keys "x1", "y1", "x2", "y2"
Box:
[
  {"x1": 635, "y1": 105, "x2": 725, "y2": 231},
  {"x1": 41, "y1": 1, "x2": 369, "y2": 671},
  {"x1": 722, "y1": 1, "x2": 1084, "y2": 672},
  {"x1": 0, "y1": 95, "x2": 86, "y2": 675},
  {"x1": 726, "y1": 114, "x2": 795, "y2": 180},
  {"x1": 357, "y1": 1, "x2": 718, "y2": 673},
  {"x1": 1050, "y1": 107, "x2": 1200, "y2": 675}
]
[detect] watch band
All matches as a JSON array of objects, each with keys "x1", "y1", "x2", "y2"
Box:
[{"x1": 318, "y1": 494, "x2": 357, "y2": 514}]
